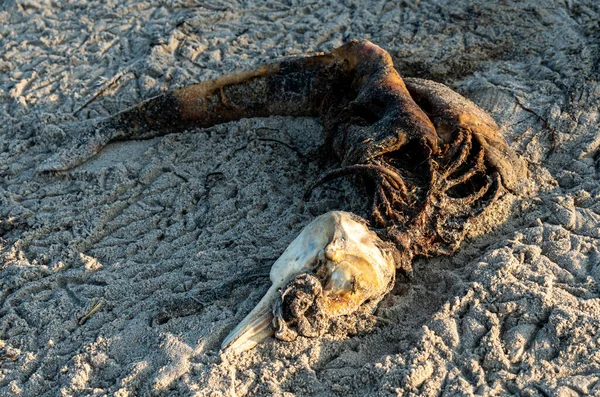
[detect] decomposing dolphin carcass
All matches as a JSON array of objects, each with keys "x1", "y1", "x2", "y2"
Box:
[{"x1": 41, "y1": 40, "x2": 525, "y2": 354}]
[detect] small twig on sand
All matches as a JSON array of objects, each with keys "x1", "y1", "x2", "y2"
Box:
[
  {"x1": 256, "y1": 138, "x2": 308, "y2": 161},
  {"x1": 78, "y1": 300, "x2": 103, "y2": 326},
  {"x1": 73, "y1": 70, "x2": 132, "y2": 115},
  {"x1": 511, "y1": 93, "x2": 558, "y2": 155}
]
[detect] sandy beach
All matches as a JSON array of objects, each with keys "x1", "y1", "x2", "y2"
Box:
[{"x1": 1, "y1": 0, "x2": 600, "y2": 395}]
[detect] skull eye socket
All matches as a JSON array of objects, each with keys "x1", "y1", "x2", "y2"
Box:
[
  {"x1": 324, "y1": 261, "x2": 356, "y2": 294},
  {"x1": 319, "y1": 256, "x2": 377, "y2": 296}
]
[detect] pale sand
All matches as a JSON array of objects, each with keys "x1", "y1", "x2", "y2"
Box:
[{"x1": 1, "y1": 1, "x2": 600, "y2": 396}]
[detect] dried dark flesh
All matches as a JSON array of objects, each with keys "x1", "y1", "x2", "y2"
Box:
[{"x1": 41, "y1": 40, "x2": 526, "y2": 344}]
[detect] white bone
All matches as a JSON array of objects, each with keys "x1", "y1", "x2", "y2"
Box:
[{"x1": 220, "y1": 211, "x2": 395, "y2": 354}]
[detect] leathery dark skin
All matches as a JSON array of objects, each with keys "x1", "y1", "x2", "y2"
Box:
[{"x1": 40, "y1": 40, "x2": 526, "y2": 351}]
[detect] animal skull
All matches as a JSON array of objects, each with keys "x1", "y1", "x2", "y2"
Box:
[{"x1": 221, "y1": 211, "x2": 396, "y2": 354}]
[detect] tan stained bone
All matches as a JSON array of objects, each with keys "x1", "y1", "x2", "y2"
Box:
[{"x1": 221, "y1": 211, "x2": 395, "y2": 354}]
